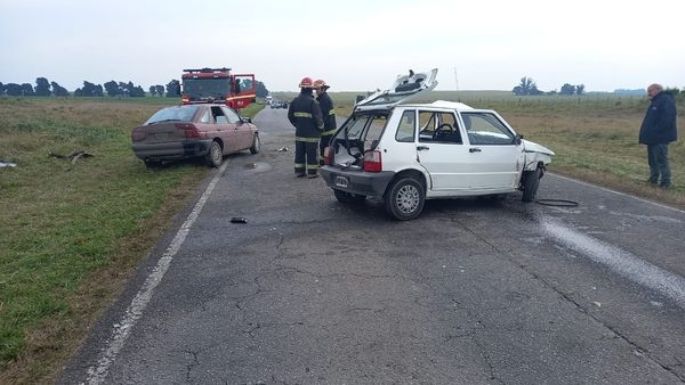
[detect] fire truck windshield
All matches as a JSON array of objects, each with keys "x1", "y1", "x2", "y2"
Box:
[{"x1": 183, "y1": 78, "x2": 230, "y2": 99}]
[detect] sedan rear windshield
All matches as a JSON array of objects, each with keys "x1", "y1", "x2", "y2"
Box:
[{"x1": 145, "y1": 106, "x2": 199, "y2": 125}]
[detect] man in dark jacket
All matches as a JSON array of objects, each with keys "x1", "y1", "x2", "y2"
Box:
[
  {"x1": 639, "y1": 84, "x2": 678, "y2": 188},
  {"x1": 288, "y1": 77, "x2": 324, "y2": 178},
  {"x1": 314, "y1": 79, "x2": 337, "y2": 165}
]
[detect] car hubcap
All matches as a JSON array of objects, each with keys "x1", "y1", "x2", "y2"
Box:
[
  {"x1": 212, "y1": 144, "x2": 221, "y2": 163},
  {"x1": 396, "y1": 185, "x2": 419, "y2": 214}
]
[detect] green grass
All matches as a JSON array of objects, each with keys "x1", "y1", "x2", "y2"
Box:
[
  {"x1": 0, "y1": 97, "x2": 263, "y2": 384},
  {"x1": 306, "y1": 91, "x2": 685, "y2": 209}
]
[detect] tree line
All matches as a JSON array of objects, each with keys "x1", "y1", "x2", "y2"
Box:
[
  {"x1": 0, "y1": 77, "x2": 270, "y2": 98},
  {"x1": 512, "y1": 76, "x2": 684, "y2": 97}
]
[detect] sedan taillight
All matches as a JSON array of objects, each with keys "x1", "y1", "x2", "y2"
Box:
[
  {"x1": 176, "y1": 123, "x2": 200, "y2": 139},
  {"x1": 131, "y1": 128, "x2": 146, "y2": 142},
  {"x1": 323, "y1": 146, "x2": 333, "y2": 165},
  {"x1": 362, "y1": 150, "x2": 382, "y2": 172}
]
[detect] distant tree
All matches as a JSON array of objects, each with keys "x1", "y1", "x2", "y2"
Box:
[
  {"x1": 0, "y1": 82, "x2": 5, "y2": 95},
  {"x1": 79, "y1": 81, "x2": 103, "y2": 97},
  {"x1": 664, "y1": 87, "x2": 680, "y2": 96},
  {"x1": 35, "y1": 77, "x2": 51, "y2": 96},
  {"x1": 21, "y1": 83, "x2": 35, "y2": 96},
  {"x1": 129, "y1": 84, "x2": 145, "y2": 97},
  {"x1": 256, "y1": 81, "x2": 269, "y2": 98},
  {"x1": 155, "y1": 85, "x2": 164, "y2": 96},
  {"x1": 166, "y1": 79, "x2": 180, "y2": 97},
  {"x1": 51, "y1": 81, "x2": 69, "y2": 97},
  {"x1": 148, "y1": 85, "x2": 156, "y2": 96},
  {"x1": 5, "y1": 83, "x2": 23, "y2": 96},
  {"x1": 547, "y1": 90, "x2": 558, "y2": 95},
  {"x1": 575, "y1": 84, "x2": 585, "y2": 96},
  {"x1": 104, "y1": 80, "x2": 121, "y2": 97},
  {"x1": 73, "y1": 88, "x2": 83, "y2": 97},
  {"x1": 560, "y1": 83, "x2": 576, "y2": 96},
  {"x1": 512, "y1": 76, "x2": 542, "y2": 96}
]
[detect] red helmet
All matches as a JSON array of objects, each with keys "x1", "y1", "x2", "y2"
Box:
[
  {"x1": 313, "y1": 79, "x2": 329, "y2": 90},
  {"x1": 299, "y1": 77, "x2": 314, "y2": 88}
]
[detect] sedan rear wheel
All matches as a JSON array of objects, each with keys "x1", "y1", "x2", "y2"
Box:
[
  {"x1": 205, "y1": 140, "x2": 223, "y2": 168},
  {"x1": 384, "y1": 177, "x2": 425, "y2": 221}
]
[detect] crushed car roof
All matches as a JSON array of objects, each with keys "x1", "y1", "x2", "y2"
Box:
[{"x1": 400, "y1": 100, "x2": 474, "y2": 111}]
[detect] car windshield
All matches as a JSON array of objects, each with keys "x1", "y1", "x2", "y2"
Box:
[
  {"x1": 183, "y1": 78, "x2": 230, "y2": 99},
  {"x1": 145, "y1": 106, "x2": 199, "y2": 125}
]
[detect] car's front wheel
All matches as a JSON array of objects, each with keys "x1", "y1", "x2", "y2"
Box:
[
  {"x1": 249, "y1": 134, "x2": 260, "y2": 154},
  {"x1": 522, "y1": 167, "x2": 542, "y2": 202},
  {"x1": 205, "y1": 140, "x2": 223, "y2": 168},
  {"x1": 333, "y1": 189, "x2": 366, "y2": 204},
  {"x1": 384, "y1": 177, "x2": 425, "y2": 221}
]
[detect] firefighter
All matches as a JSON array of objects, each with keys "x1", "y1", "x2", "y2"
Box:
[
  {"x1": 288, "y1": 77, "x2": 324, "y2": 178},
  {"x1": 313, "y1": 79, "x2": 337, "y2": 165}
]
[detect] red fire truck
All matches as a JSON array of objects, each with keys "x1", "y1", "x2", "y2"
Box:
[{"x1": 181, "y1": 68, "x2": 256, "y2": 110}]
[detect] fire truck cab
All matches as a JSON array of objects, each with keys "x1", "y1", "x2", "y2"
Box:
[{"x1": 181, "y1": 68, "x2": 256, "y2": 110}]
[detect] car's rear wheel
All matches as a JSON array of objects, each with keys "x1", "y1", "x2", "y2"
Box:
[
  {"x1": 249, "y1": 134, "x2": 260, "y2": 154},
  {"x1": 384, "y1": 177, "x2": 425, "y2": 221},
  {"x1": 144, "y1": 159, "x2": 161, "y2": 169},
  {"x1": 205, "y1": 140, "x2": 223, "y2": 168},
  {"x1": 522, "y1": 167, "x2": 542, "y2": 202},
  {"x1": 333, "y1": 189, "x2": 366, "y2": 204}
]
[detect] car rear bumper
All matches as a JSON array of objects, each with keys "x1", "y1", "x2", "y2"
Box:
[
  {"x1": 320, "y1": 166, "x2": 395, "y2": 197},
  {"x1": 132, "y1": 139, "x2": 213, "y2": 161}
]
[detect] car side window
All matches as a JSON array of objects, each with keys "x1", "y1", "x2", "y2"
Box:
[
  {"x1": 418, "y1": 111, "x2": 462, "y2": 144},
  {"x1": 222, "y1": 107, "x2": 241, "y2": 124},
  {"x1": 462, "y1": 113, "x2": 514, "y2": 145},
  {"x1": 199, "y1": 109, "x2": 211, "y2": 124},
  {"x1": 211, "y1": 106, "x2": 228, "y2": 124},
  {"x1": 395, "y1": 110, "x2": 416, "y2": 142}
]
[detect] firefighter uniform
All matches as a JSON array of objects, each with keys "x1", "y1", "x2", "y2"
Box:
[
  {"x1": 314, "y1": 80, "x2": 337, "y2": 163},
  {"x1": 288, "y1": 78, "x2": 324, "y2": 177}
]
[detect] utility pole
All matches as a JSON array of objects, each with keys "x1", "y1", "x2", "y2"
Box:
[{"x1": 453, "y1": 67, "x2": 459, "y2": 91}]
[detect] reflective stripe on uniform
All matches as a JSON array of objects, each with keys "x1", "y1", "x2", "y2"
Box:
[
  {"x1": 294, "y1": 163, "x2": 306, "y2": 168},
  {"x1": 293, "y1": 112, "x2": 313, "y2": 118},
  {"x1": 321, "y1": 129, "x2": 336, "y2": 136},
  {"x1": 295, "y1": 137, "x2": 319, "y2": 143},
  {"x1": 328, "y1": 110, "x2": 336, "y2": 116},
  {"x1": 306, "y1": 164, "x2": 320, "y2": 169}
]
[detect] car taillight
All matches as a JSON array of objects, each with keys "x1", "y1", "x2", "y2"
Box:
[
  {"x1": 362, "y1": 150, "x2": 382, "y2": 172},
  {"x1": 323, "y1": 146, "x2": 333, "y2": 165},
  {"x1": 175, "y1": 123, "x2": 200, "y2": 139},
  {"x1": 181, "y1": 97, "x2": 190, "y2": 104},
  {"x1": 131, "y1": 128, "x2": 146, "y2": 142}
]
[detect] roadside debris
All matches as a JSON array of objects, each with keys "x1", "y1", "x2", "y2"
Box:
[
  {"x1": 230, "y1": 217, "x2": 248, "y2": 224},
  {"x1": 49, "y1": 150, "x2": 94, "y2": 164},
  {"x1": 0, "y1": 160, "x2": 17, "y2": 168},
  {"x1": 591, "y1": 301, "x2": 602, "y2": 308},
  {"x1": 276, "y1": 147, "x2": 288, "y2": 152}
]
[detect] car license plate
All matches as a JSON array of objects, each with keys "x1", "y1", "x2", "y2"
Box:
[{"x1": 335, "y1": 176, "x2": 349, "y2": 188}]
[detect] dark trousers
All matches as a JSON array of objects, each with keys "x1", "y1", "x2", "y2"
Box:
[
  {"x1": 647, "y1": 144, "x2": 671, "y2": 186},
  {"x1": 295, "y1": 139, "x2": 319, "y2": 176}
]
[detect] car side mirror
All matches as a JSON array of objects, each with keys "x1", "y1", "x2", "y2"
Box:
[
  {"x1": 242, "y1": 116, "x2": 252, "y2": 124},
  {"x1": 514, "y1": 134, "x2": 523, "y2": 145}
]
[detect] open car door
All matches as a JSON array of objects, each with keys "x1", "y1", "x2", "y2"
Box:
[{"x1": 354, "y1": 68, "x2": 438, "y2": 112}]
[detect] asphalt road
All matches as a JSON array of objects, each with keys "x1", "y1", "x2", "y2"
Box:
[{"x1": 61, "y1": 107, "x2": 685, "y2": 385}]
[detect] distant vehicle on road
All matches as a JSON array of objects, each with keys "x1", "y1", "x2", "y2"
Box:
[
  {"x1": 181, "y1": 68, "x2": 257, "y2": 110},
  {"x1": 131, "y1": 104, "x2": 259, "y2": 168},
  {"x1": 320, "y1": 68, "x2": 555, "y2": 220},
  {"x1": 270, "y1": 100, "x2": 288, "y2": 109}
]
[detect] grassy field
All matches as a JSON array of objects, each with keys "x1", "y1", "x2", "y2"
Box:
[
  {"x1": 272, "y1": 91, "x2": 684, "y2": 209},
  {"x1": 0, "y1": 97, "x2": 263, "y2": 384}
]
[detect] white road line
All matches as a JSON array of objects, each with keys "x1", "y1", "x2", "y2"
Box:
[
  {"x1": 550, "y1": 173, "x2": 685, "y2": 215},
  {"x1": 542, "y1": 218, "x2": 685, "y2": 310},
  {"x1": 82, "y1": 162, "x2": 228, "y2": 385}
]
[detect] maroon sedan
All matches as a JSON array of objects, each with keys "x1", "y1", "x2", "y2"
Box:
[{"x1": 131, "y1": 104, "x2": 259, "y2": 168}]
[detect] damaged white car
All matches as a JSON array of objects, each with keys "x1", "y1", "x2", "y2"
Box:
[{"x1": 320, "y1": 68, "x2": 555, "y2": 220}]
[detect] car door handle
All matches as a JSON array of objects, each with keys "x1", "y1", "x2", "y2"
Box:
[
  {"x1": 469, "y1": 148, "x2": 482, "y2": 153},
  {"x1": 417, "y1": 146, "x2": 430, "y2": 151}
]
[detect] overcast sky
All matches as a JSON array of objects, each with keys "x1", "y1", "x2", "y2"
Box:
[{"x1": 1, "y1": 0, "x2": 684, "y2": 92}]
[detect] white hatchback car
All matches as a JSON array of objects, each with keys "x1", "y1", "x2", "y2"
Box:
[{"x1": 320, "y1": 69, "x2": 555, "y2": 220}]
